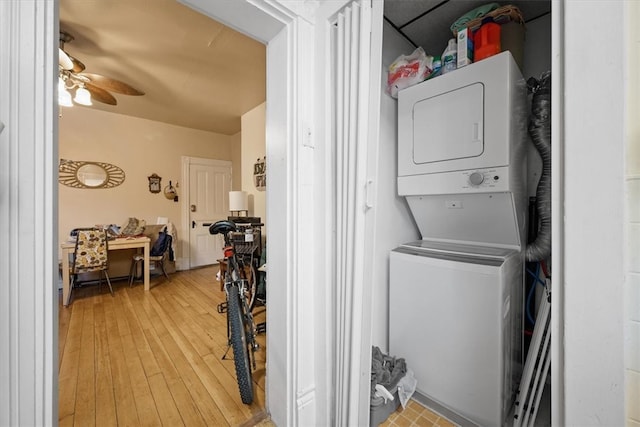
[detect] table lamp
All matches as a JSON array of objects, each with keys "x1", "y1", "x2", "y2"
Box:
[{"x1": 229, "y1": 191, "x2": 248, "y2": 217}]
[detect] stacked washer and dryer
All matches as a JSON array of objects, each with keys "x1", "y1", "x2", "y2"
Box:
[{"x1": 389, "y1": 51, "x2": 528, "y2": 427}]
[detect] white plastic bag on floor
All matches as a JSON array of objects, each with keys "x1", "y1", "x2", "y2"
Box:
[{"x1": 397, "y1": 369, "x2": 418, "y2": 409}]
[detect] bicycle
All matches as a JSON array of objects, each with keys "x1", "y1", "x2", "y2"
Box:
[{"x1": 209, "y1": 220, "x2": 259, "y2": 404}]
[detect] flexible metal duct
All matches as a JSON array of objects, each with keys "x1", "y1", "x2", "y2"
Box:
[{"x1": 525, "y1": 72, "x2": 551, "y2": 262}]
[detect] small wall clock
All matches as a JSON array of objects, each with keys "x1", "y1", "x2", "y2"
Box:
[{"x1": 148, "y1": 173, "x2": 161, "y2": 193}]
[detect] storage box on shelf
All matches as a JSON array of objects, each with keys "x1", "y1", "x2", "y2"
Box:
[{"x1": 453, "y1": 5, "x2": 526, "y2": 71}]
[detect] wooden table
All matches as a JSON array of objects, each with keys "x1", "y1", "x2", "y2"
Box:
[{"x1": 61, "y1": 236, "x2": 151, "y2": 306}]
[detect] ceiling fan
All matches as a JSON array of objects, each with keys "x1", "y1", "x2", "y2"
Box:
[{"x1": 58, "y1": 31, "x2": 144, "y2": 107}]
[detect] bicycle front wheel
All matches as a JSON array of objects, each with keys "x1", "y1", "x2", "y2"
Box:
[{"x1": 227, "y1": 283, "x2": 254, "y2": 404}]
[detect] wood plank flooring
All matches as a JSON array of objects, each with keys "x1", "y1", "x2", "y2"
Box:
[{"x1": 58, "y1": 266, "x2": 268, "y2": 426}]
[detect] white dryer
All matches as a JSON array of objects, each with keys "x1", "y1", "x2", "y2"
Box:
[
  {"x1": 397, "y1": 50, "x2": 528, "y2": 248},
  {"x1": 390, "y1": 51, "x2": 528, "y2": 427}
]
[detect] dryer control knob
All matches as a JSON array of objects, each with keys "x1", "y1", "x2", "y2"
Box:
[{"x1": 469, "y1": 172, "x2": 485, "y2": 186}]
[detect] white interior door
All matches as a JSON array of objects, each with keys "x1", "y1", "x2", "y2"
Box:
[
  {"x1": 317, "y1": 0, "x2": 383, "y2": 424},
  {"x1": 187, "y1": 158, "x2": 232, "y2": 268}
]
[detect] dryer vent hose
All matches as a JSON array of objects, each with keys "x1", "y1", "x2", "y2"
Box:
[{"x1": 525, "y1": 72, "x2": 551, "y2": 262}]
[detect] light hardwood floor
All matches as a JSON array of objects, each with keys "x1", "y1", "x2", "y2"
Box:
[{"x1": 58, "y1": 266, "x2": 269, "y2": 426}]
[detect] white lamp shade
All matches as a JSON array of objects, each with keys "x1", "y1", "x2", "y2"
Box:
[
  {"x1": 58, "y1": 78, "x2": 73, "y2": 107},
  {"x1": 74, "y1": 87, "x2": 92, "y2": 106},
  {"x1": 229, "y1": 191, "x2": 248, "y2": 211},
  {"x1": 59, "y1": 48, "x2": 74, "y2": 70},
  {"x1": 59, "y1": 89, "x2": 73, "y2": 107}
]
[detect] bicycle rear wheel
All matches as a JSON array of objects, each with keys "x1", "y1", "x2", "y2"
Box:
[{"x1": 227, "y1": 283, "x2": 254, "y2": 404}]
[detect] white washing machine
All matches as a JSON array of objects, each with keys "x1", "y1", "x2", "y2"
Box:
[
  {"x1": 390, "y1": 241, "x2": 522, "y2": 427},
  {"x1": 390, "y1": 51, "x2": 528, "y2": 427}
]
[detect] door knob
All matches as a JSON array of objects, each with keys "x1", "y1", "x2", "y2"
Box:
[{"x1": 190, "y1": 204, "x2": 196, "y2": 212}]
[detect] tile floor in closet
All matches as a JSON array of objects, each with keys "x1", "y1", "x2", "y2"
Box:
[{"x1": 379, "y1": 400, "x2": 456, "y2": 427}]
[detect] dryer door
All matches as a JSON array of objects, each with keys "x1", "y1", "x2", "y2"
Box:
[
  {"x1": 397, "y1": 51, "x2": 526, "y2": 178},
  {"x1": 413, "y1": 82, "x2": 484, "y2": 164}
]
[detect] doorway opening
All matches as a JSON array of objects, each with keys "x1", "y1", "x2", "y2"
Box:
[{"x1": 56, "y1": 1, "x2": 281, "y2": 424}]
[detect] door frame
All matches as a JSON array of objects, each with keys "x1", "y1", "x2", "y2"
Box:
[
  {"x1": 180, "y1": 156, "x2": 232, "y2": 270},
  {"x1": 178, "y1": 1, "x2": 318, "y2": 424}
]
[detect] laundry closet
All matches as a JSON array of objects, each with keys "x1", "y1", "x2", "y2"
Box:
[{"x1": 366, "y1": 2, "x2": 552, "y2": 425}]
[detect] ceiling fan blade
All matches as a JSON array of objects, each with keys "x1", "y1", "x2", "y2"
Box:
[
  {"x1": 79, "y1": 73, "x2": 144, "y2": 96},
  {"x1": 68, "y1": 54, "x2": 86, "y2": 73},
  {"x1": 59, "y1": 48, "x2": 73, "y2": 70},
  {"x1": 85, "y1": 83, "x2": 117, "y2": 105}
]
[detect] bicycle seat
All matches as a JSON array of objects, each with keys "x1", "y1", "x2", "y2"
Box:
[{"x1": 209, "y1": 220, "x2": 237, "y2": 236}]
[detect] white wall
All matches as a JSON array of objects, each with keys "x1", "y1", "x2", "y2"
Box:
[
  {"x1": 626, "y1": 2, "x2": 640, "y2": 425},
  {"x1": 370, "y1": 22, "x2": 421, "y2": 352},
  {"x1": 563, "y1": 1, "x2": 625, "y2": 424},
  {"x1": 240, "y1": 102, "x2": 266, "y2": 226}
]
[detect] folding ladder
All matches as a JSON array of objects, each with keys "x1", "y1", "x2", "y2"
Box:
[{"x1": 514, "y1": 279, "x2": 551, "y2": 427}]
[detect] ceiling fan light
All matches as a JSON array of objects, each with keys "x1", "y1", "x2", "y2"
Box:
[
  {"x1": 74, "y1": 87, "x2": 92, "y2": 106},
  {"x1": 59, "y1": 48, "x2": 74, "y2": 70},
  {"x1": 58, "y1": 78, "x2": 73, "y2": 107}
]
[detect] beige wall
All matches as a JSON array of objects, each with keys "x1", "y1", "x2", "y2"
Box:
[
  {"x1": 231, "y1": 130, "x2": 242, "y2": 191},
  {"x1": 240, "y1": 103, "x2": 266, "y2": 228},
  {"x1": 58, "y1": 107, "x2": 239, "y2": 272}
]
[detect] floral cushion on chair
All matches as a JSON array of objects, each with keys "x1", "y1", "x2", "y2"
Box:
[{"x1": 73, "y1": 229, "x2": 109, "y2": 273}]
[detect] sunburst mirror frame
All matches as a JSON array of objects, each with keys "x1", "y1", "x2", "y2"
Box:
[{"x1": 59, "y1": 159, "x2": 125, "y2": 189}]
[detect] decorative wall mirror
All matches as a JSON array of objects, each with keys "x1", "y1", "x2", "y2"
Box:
[{"x1": 59, "y1": 159, "x2": 125, "y2": 189}]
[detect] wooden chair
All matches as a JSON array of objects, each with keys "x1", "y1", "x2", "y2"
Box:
[
  {"x1": 129, "y1": 232, "x2": 172, "y2": 286},
  {"x1": 68, "y1": 227, "x2": 113, "y2": 305}
]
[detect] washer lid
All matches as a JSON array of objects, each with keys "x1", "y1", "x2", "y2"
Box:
[{"x1": 399, "y1": 239, "x2": 517, "y2": 260}]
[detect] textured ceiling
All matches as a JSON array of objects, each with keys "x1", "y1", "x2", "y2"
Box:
[
  {"x1": 59, "y1": 0, "x2": 550, "y2": 136},
  {"x1": 59, "y1": 0, "x2": 266, "y2": 135}
]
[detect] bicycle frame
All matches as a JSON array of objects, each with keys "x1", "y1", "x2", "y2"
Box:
[{"x1": 222, "y1": 243, "x2": 258, "y2": 364}]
